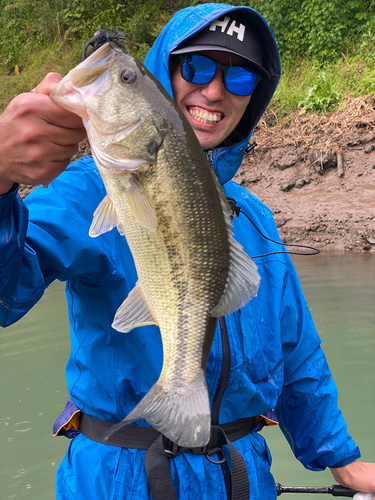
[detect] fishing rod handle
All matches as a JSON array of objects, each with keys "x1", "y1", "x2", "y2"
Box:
[
  {"x1": 276, "y1": 483, "x2": 358, "y2": 497},
  {"x1": 330, "y1": 485, "x2": 358, "y2": 497}
]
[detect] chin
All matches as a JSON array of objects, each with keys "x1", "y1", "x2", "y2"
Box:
[{"x1": 195, "y1": 133, "x2": 220, "y2": 151}]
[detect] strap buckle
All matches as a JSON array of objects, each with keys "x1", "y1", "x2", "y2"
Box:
[
  {"x1": 162, "y1": 436, "x2": 223, "y2": 461},
  {"x1": 226, "y1": 197, "x2": 241, "y2": 217},
  {"x1": 162, "y1": 436, "x2": 182, "y2": 458}
]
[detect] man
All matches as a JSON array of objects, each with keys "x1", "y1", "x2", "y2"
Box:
[{"x1": 0, "y1": 3, "x2": 374, "y2": 499}]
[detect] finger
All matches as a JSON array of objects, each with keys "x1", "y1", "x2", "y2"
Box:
[
  {"x1": 45, "y1": 143, "x2": 81, "y2": 162},
  {"x1": 30, "y1": 77, "x2": 85, "y2": 130},
  {"x1": 19, "y1": 140, "x2": 81, "y2": 166},
  {"x1": 32, "y1": 73, "x2": 63, "y2": 95},
  {"x1": 8, "y1": 106, "x2": 86, "y2": 149},
  {"x1": 48, "y1": 122, "x2": 87, "y2": 146},
  {"x1": 18, "y1": 93, "x2": 85, "y2": 130}
]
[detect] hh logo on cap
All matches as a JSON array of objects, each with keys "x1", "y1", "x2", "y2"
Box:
[{"x1": 209, "y1": 17, "x2": 245, "y2": 42}]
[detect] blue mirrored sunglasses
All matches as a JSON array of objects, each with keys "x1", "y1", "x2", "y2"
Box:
[{"x1": 178, "y1": 53, "x2": 262, "y2": 97}]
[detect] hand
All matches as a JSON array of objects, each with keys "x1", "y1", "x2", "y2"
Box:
[
  {"x1": 0, "y1": 72, "x2": 87, "y2": 195},
  {"x1": 353, "y1": 494, "x2": 375, "y2": 500},
  {"x1": 330, "y1": 461, "x2": 375, "y2": 497}
]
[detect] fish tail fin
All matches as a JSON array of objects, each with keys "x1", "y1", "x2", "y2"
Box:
[{"x1": 104, "y1": 372, "x2": 211, "y2": 448}]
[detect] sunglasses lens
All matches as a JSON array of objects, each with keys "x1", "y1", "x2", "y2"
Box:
[
  {"x1": 226, "y1": 67, "x2": 259, "y2": 96},
  {"x1": 181, "y1": 54, "x2": 260, "y2": 96},
  {"x1": 182, "y1": 55, "x2": 216, "y2": 84}
]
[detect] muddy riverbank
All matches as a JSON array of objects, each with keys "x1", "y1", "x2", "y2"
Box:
[{"x1": 235, "y1": 97, "x2": 375, "y2": 253}]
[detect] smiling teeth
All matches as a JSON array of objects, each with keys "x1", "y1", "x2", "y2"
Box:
[{"x1": 188, "y1": 108, "x2": 222, "y2": 124}]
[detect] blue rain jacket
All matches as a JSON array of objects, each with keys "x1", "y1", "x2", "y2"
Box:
[{"x1": 0, "y1": 3, "x2": 360, "y2": 500}]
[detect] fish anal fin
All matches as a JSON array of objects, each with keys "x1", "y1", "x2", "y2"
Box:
[
  {"x1": 89, "y1": 195, "x2": 118, "y2": 237},
  {"x1": 112, "y1": 281, "x2": 157, "y2": 333}
]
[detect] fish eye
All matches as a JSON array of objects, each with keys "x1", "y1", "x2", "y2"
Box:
[{"x1": 120, "y1": 69, "x2": 136, "y2": 86}]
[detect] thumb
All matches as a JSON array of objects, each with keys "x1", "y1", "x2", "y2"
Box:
[{"x1": 31, "y1": 72, "x2": 63, "y2": 95}]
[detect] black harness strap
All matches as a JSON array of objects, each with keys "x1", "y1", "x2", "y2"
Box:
[
  {"x1": 80, "y1": 413, "x2": 159, "y2": 448},
  {"x1": 80, "y1": 413, "x2": 255, "y2": 500},
  {"x1": 145, "y1": 434, "x2": 178, "y2": 500},
  {"x1": 209, "y1": 425, "x2": 249, "y2": 500}
]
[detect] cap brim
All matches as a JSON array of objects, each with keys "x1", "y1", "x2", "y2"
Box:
[{"x1": 170, "y1": 45, "x2": 270, "y2": 79}]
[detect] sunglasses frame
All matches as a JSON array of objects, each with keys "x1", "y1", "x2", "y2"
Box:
[{"x1": 177, "y1": 53, "x2": 262, "y2": 97}]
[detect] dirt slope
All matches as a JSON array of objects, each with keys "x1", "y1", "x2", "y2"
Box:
[{"x1": 235, "y1": 97, "x2": 375, "y2": 253}]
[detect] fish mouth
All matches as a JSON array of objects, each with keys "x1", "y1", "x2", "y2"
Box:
[
  {"x1": 187, "y1": 106, "x2": 223, "y2": 125},
  {"x1": 50, "y1": 43, "x2": 118, "y2": 117}
]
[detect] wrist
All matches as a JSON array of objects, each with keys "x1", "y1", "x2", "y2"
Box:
[
  {"x1": 330, "y1": 461, "x2": 375, "y2": 493},
  {"x1": 0, "y1": 180, "x2": 18, "y2": 196}
]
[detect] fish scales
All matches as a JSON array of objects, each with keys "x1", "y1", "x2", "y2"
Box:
[
  {"x1": 105, "y1": 129, "x2": 229, "y2": 382},
  {"x1": 50, "y1": 42, "x2": 260, "y2": 447}
]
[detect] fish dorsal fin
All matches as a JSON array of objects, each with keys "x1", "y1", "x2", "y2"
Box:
[
  {"x1": 112, "y1": 281, "x2": 158, "y2": 333},
  {"x1": 89, "y1": 195, "x2": 123, "y2": 237},
  {"x1": 211, "y1": 177, "x2": 260, "y2": 317},
  {"x1": 125, "y1": 175, "x2": 157, "y2": 233}
]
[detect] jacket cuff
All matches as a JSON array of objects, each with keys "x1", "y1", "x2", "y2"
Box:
[
  {"x1": 329, "y1": 450, "x2": 362, "y2": 469},
  {"x1": 0, "y1": 184, "x2": 20, "y2": 212}
]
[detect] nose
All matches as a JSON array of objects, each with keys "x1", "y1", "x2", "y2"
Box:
[{"x1": 200, "y1": 70, "x2": 226, "y2": 101}]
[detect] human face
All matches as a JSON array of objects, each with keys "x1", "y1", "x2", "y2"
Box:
[{"x1": 171, "y1": 51, "x2": 251, "y2": 150}]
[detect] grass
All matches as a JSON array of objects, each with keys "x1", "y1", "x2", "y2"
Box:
[
  {"x1": 0, "y1": 41, "x2": 82, "y2": 112},
  {"x1": 270, "y1": 49, "x2": 375, "y2": 118}
]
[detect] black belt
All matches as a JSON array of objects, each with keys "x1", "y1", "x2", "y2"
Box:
[{"x1": 80, "y1": 413, "x2": 256, "y2": 500}]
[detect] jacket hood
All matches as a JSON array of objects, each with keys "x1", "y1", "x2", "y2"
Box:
[{"x1": 144, "y1": 3, "x2": 280, "y2": 185}]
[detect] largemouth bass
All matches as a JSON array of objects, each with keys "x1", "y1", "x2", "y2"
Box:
[{"x1": 51, "y1": 42, "x2": 260, "y2": 447}]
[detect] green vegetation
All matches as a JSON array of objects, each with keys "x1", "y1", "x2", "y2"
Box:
[{"x1": 1, "y1": 0, "x2": 374, "y2": 116}]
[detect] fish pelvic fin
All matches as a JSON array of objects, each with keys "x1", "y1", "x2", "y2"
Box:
[
  {"x1": 104, "y1": 372, "x2": 211, "y2": 448},
  {"x1": 89, "y1": 195, "x2": 123, "y2": 237},
  {"x1": 112, "y1": 281, "x2": 157, "y2": 333},
  {"x1": 211, "y1": 176, "x2": 260, "y2": 317}
]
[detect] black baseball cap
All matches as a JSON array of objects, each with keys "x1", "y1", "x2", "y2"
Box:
[{"x1": 171, "y1": 12, "x2": 270, "y2": 78}]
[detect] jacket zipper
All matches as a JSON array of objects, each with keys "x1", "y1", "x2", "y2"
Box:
[
  {"x1": 211, "y1": 316, "x2": 232, "y2": 499},
  {"x1": 206, "y1": 154, "x2": 237, "y2": 499}
]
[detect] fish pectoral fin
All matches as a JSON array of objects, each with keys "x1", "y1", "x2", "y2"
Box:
[
  {"x1": 211, "y1": 235, "x2": 260, "y2": 317},
  {"x1": 112, "y1": 281, "x2": 157, "y2": 333},
  {"x1": 89, "y1": 195, "x2": 122, "y2": 237},
  {"x1": 125, "y1": 175, "x2": 157, "y2": 233},
  {"x1": 210, "y1": 177, "x2": 261, "y2": 317}
]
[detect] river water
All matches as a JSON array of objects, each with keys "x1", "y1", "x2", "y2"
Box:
[{"x1": 0, "y1": 253, "x2": 374, "y2": 499}]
